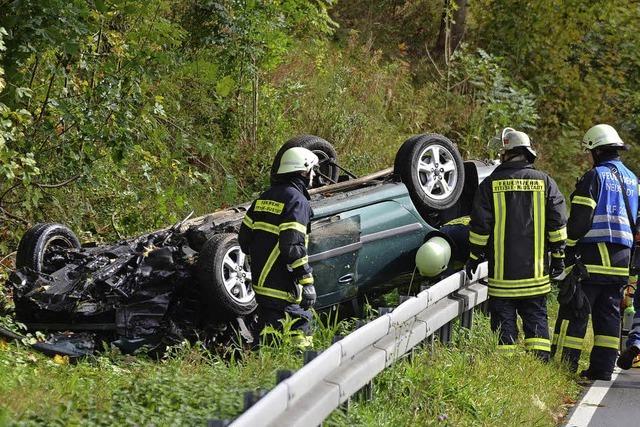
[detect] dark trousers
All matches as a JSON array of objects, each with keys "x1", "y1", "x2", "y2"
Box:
[
  {"x1": 489, "y1": 295, "x2": 551, "y2": 361},
  {"x1": 253, "y1": 296, "x2": 312, "y2": 345},
  {"x1": 552, "y1": 283, "x2": 621, "y2": 374}
]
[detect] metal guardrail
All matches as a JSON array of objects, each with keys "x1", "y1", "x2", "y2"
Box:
[{"x1": 231, "y1": 263, "x2": 489, "y2": 427}]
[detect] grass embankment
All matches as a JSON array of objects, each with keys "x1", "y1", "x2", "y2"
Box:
[
  {"x1": 0, "y1": 305, "x2": 581, "y2": 426},
  {"x1": 328, "y1": 314, "x2": 580, "y2": 427}
]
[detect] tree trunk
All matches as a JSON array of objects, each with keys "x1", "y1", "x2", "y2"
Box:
[{"x1": 434, "y1": 0, "x2": 468, "y2": 60}]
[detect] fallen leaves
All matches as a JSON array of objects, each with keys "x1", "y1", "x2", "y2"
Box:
[{"x1": 53, "y1": 354, "x2": 69, "y2": 365}]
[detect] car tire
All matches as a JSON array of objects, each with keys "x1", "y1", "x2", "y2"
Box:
[
  {"x1": 15, "y1": 223, "x2": 81, "y2": 272},
  {"x1": 394, "y1": 133, "x2": 465, "y2": 212},
  {"x1": 196, "y1": 233, "x2": 257, "y2": 318},
  {"x1": 270, "y1": 134, "x2": 339, "y2": 187}
]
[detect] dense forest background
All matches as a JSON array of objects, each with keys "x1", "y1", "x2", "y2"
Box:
[{"x1": 2, "y1": 0, "x2": 640, "y2": 256}]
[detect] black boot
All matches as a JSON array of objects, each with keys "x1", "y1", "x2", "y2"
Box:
[
  {"x1": 617, "y1": 345, "x2": 640, "y2": 370},
  {"x1": 580, "y1": 368, "x2": 612, "y2": 381}
]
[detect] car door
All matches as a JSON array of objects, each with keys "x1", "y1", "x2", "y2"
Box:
[
  {"x1": 308, "y1": 214, "x2": 361, "y2": 308},
  {"x1": 351, "y1": 197, "x2": 428, "y2": 293}
]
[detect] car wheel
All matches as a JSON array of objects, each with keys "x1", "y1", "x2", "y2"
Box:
[
  {"x1": 15, "y1": 223, "x2": 81, "y2": 272},
  {"x1": 394, "y1": 133, "x2": 465, "y2": 211},
  {"x1": 196, "y1": 233, "x2": 257, "y2": 318},
  {"x1": 271, "y1": 134, "x2": 339, "y2": 187}
]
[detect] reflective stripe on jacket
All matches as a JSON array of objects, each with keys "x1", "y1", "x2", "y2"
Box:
[
  {"x1": 238, "y1": 176, "x2": 313, "y2": 304},
  {"x1": 469, "y1": 161, "x2": 567, "y2": 298}
]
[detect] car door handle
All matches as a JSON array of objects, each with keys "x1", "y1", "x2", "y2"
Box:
[{"x1": 338, "y1": 274, "x2": 354, "y2": 284}]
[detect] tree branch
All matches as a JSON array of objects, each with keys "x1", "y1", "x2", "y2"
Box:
[
  {"x1": 0, "y1": 251, "x2": 16, "y2": 267},
  {"x1": 424, "y1": 43, "x2": 444, "y2": 79},
  {"x1": 33, "y1": 63, "x2": 59, "y2": 126},
  {"x1": 0, "y1": 182, "x2": 23, "y2": 204},
  {"x1": 0, "y1": 207, "x2": 28, "y2": 225},
  {"x1": 111, "y1": 212, "x2": 124, "y2": 240},
  {"x1": 35, "y1": 174, "x2": 81, "y2": 189}
]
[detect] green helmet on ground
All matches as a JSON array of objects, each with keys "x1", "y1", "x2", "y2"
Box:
[
  {"x1": 581, "y1": 124, "x2": 625, "y2": 151},
  {"x1": 277, "y1": 147, "x2": 319, "y2": 175},
  {"x1": 415, "y1": 236, "x2": 451, "y2": 277}
]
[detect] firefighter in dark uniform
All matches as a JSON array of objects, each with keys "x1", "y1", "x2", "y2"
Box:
[
  {"x1": 465, "y1": 128, "x2": 567, "y2": 361},
  {"x1": 440, "y1": 215, "x2": 471, "y2": 271},
  {"x1": 239, "y1": 147, "x2": 319, "y2": 346},
  {"x1": 552, "y1": 124, "x2": 638, "y2": 380}
]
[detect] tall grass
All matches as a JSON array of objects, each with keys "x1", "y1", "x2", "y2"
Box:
[
  {"x1": 0, "y1": 304, "x2": 581, "y2": 425},
  {"x1": 327, "y1": 313, "x2": 581, "y2": 427}
]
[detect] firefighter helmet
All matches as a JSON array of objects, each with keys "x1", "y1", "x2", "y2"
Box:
[
  {"x1": 500, "y1": 127, "x2": 537, "y2": 158},
  {"x1": 415, "y1": 236, "x2": 451, "y2": 277},
  {"x1": 276, "y1": 147, "x2": 319, "y2": 175},
  {"x1": 582, "y1": 124, "x2": 625, "y2": 151}
]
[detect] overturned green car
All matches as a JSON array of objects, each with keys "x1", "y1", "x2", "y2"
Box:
[{"x1": 5, "y1": 133, "x2": 495, "y2": 354}]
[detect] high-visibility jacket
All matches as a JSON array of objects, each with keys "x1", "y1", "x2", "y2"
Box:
[
  {"x1": 238, "y1": 176, "x2": 313, "y2": 304},
  {"x1": 469, "y1": 161, "x2": 567, "y2": 298},
  {"x1": 566, "y1": 155, "x2": 639, "y2": 284}
]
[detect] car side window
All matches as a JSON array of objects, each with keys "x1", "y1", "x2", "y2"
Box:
[{"x1": 309, "y1": 215, "x2": 361, "y2": 257}]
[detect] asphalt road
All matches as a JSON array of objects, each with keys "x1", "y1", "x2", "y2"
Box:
[{"x1": 564, "y1": 368, "x2": 640, "y2": 426}]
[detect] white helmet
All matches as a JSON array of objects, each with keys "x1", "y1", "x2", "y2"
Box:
[
  {"x1": 276, "y1": 147, "x2": 319, "y2": 175},
  {"x1": 415, "y1": 236, "x2": 451, "y2": 277},
  {"x1": 582, "y1": 124, "x2": 625, "y2": 151},
  {"x1": 498, "y1": 127, "x2": 537, "y2": 158}
]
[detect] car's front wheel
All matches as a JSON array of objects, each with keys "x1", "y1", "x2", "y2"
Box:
[
  {"x1": 15, "y1": 223, "x2": 81, "y2": 273},
  {"x1": 394, "y1": 133, "x2": 465, "y2": 212},
  {"x1": 196, "y1": 233, "x2": 257, "y2": 319}
]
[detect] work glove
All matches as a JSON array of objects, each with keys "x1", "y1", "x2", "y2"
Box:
[
  {"x1": 464, "y1": 256, "x2": 481, "y2": 281},
  {"x1": 300, "y1": 284, "x2": 316, "y2": 309},
  {"x1": 557, "y1": 272, "x2": 577, "y2": 305},
  {"x1": 571, "y1": 282, "x2": 591, "y2": 320},
  {"x1": 557, "y1": 259, "x2": 590, "y2": 319},
  {"x1": 549, "y1": 254, "x2": 565, "y2": 280}
]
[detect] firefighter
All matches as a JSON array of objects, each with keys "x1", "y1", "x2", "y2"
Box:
[
  {"x1": 238, "y1": 147, "x2": 319, "y2": 346},
  {"x1": 465, "y1": 128, "x2": 567, "y2": 361},
  {"x1": 618, "y1": 287, "x2": 640, "y2": 369},
  {"x1": 552, "y1": 124, "x2": 638, "y2": 380},
  {"x1": 440, "y1": 216, "x2": 471, "y2": 271}
]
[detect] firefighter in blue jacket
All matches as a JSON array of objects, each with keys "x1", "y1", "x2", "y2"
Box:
[
  {"x1": 618, "y1": 288, "x2": 640, "y2": 369},
  {"x1": 552, "y1": 124, "x2": 638, "y2": 381},
  {"x1": 465, "y1": 128, "x2": 567, "y2": 361},
  {"x1": 239, "y1": 147, "x2": 319, "y2": 344}
]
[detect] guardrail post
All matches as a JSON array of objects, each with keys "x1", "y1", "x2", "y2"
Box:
[
  {"x1": 303, "y1": 350, "x2": 319, "y2": 365},
  {"x1": 451, "y1": 291, "x2": 472, "y2": 329},
  {"x1": 243, "y1": 391, "x2": 257, "y2": 411},
  {"x1": 399, "y1": 294, "x2": 412, "y2": 304},
  {"x1": 438, "y1": 322, "x2": 452, "y2": 344},
  {"x1": 276, "y1": 369, "x2": 293, "y2": 383},
  {"x1": 461, "y1": 308, "x2": 473, "y2": 329},
  {"x1": 355, "y1": 380, "x2": 375, "y2": 403},
  {"x1": 378, "y1": 307, "x2": 393, "y2": 316},
  {"x1": 207, "y1": 419, "x2": 231, "y2": 427},
  {"x1": 477, "y1": 300, "x2": 489, "y2": 314}
]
